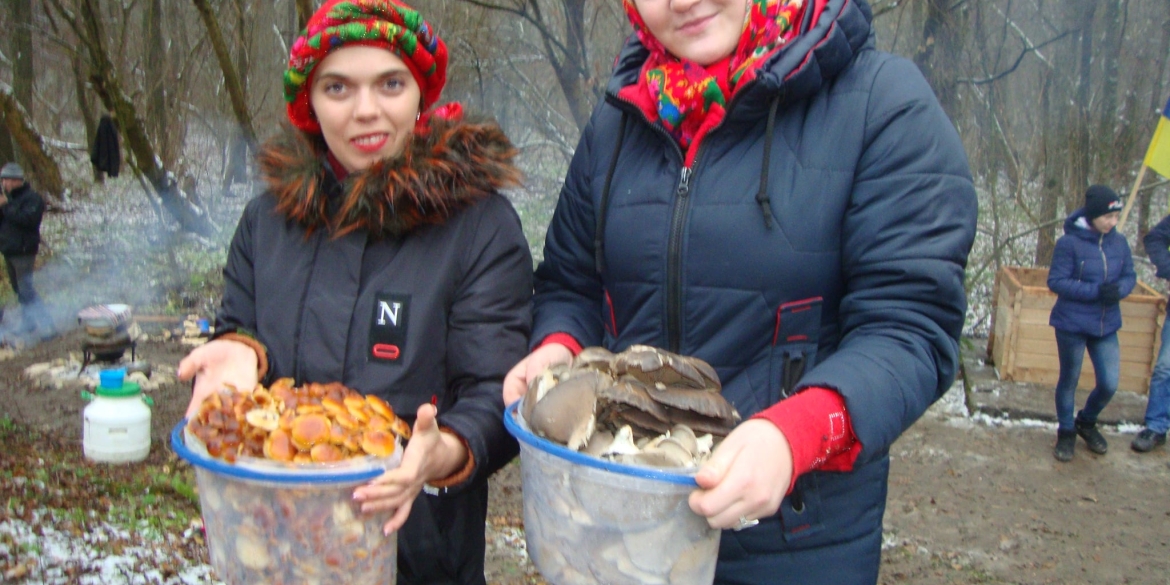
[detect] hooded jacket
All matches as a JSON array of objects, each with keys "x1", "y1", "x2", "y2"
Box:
[
  {"x1": 1048, "y1": 209, "x2": 1136, "y2": 337},
  {"x1": 217, "y1": 117, "x2": 532, "y2": 585},
  {"x1": 532, "y1": 0, "x2": 976, "y2": 581},
  {"x1": 0, "y1": 182, "x2": 44, "y2": 256}
]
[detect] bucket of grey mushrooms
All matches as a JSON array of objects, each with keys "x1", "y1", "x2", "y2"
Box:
[{"x1": 504, "y1": 345, "x2": 741, "y2": 585}]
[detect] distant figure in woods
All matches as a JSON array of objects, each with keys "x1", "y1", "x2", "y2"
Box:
[
  {"x1": 1132, "y1": 213, "x2": 1170, "y2": 453},
  {"x1": 1047, "y1": 185, "x2": 1134, "y2": 462},
  {"x1": 0, "y1": 162, "x2": 51, "y2": 341}
]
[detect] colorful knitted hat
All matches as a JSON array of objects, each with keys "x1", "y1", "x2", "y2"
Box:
[{"x1": 284, "y1": 0, "x2": 448, "y2": 134}]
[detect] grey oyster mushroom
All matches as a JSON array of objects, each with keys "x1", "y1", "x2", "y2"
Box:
[
  {"x1": 523, "y1": 345, "x2": 740, "y2": 470},
  {"x1": 573, "y1": 346, "x2": 616, "y2": 373},
  {"x1": 526, "y1": 369, "x2": 610, "y2": 450}
]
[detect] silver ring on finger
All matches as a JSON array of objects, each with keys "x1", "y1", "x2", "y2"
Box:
[{"x1": 733, "y1": 515, "x2": 759, "y2": 531}]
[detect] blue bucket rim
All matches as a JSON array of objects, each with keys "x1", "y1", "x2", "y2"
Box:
[
  {"x1": 503, "y1": 401, "x2": 699, "y2": 486},
  {"x1": 170, "y1": 420, "x2": 385, "y2": 484}
]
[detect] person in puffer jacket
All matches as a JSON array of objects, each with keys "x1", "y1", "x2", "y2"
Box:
[
  {"x1": 1047, "y1": 184, "x2": 1135, "y2": 462},
  {"x1": 177, "y1": 1, "x2": 532, "y2": 582},
  {"x1": 502, "y1": 0, "x2": 977, "y2": 582}
]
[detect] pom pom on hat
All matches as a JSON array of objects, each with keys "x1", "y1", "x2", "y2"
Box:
[
  {"x1": 284, "y1": 0, "x2": 448, "y2": 134},
  {"x1": 1084, "y1": 184, "x2": 1123, "y2": 220}
]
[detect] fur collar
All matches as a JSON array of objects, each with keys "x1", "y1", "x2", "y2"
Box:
[{"x1": 257, "y1": 117, "x2": 522, "y2": 238}]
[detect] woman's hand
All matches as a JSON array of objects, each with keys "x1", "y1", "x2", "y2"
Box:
[
  {"x1": 177, "y1": 339, "x2": 260, "y2": 418},
  {"x1": 688, "y1": 419, "x2": 794, "y2": 530},
  {"x1": 502, "y1": 344, "x2": 574, "y2": 406},
  {"x1": 352, "y1": 404, "x2": 468, "y2": 535}
]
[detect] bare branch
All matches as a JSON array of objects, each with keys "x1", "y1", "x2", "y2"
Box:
[{"x1": 955, "y1": 29, "x2": 1073, "y2": 85}]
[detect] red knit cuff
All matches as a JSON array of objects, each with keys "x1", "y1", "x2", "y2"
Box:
[
  {"x1": 537, "y1": 333, "x2": 582, "y2": 356},
  {"x1": 751, "y1": 387, "x2": 861, "y2": 494}
]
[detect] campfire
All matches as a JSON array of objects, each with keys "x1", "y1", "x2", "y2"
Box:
[{"x1": 77, "y1": 304, "x2": 137, "y2": 371}]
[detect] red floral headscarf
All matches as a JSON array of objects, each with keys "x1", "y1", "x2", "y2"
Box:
[{"x1": 623, "y1": 0, "x2": 807, "y2": 151}]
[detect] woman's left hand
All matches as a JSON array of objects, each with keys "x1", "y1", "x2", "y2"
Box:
[
  {"x1": 352, "y1": 403, "x2": 468, "y2": 535},
  {"x1": 688, "y1": 419, "x2": 794, "y2": 530}
]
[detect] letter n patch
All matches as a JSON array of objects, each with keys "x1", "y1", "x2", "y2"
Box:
[{"x1": 369, "y1": 293, "x2": 409, "y2": 363}]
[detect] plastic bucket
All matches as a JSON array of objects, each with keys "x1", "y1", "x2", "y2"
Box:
[
  {"x1": 504, "y1": 402, "x2": 720, "y2": 585},
  {"x1": 171, "y1": 422, "x2": 399, "y2": 584}
]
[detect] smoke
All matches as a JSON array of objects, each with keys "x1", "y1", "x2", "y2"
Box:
[{"x1": 0, "y1": 121, "x2": 252, "y2": 350}]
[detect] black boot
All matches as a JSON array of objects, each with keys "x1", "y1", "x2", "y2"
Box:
[
  {"x1": 1054, "y1": 430, "x2": 1076, "y2": 462},
  {"x1": 1131, "y1": 429, "x2": 1167, "y2": 453},
  {"x1": 1075, "y1": 417, "x2": 1108, "y2": 454}
]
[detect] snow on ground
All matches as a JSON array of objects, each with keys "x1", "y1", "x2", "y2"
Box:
[{"x1": 1, "y1": 511, "x2": 221, "y2": 584}]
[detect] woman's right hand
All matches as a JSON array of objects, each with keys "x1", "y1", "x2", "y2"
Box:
[
  {"x1": 502, "y1": 343, "x2": 573, "y2": 406},
  {"x1": 177, "y1": 339, "x2": 260, "y2": 418}
]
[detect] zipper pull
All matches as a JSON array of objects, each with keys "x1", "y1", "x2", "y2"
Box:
[{"x1": 677, "y1": 167, "x2": 692, "y2": 197}]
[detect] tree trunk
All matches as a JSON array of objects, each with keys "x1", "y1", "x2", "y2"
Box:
[
  {"x1": 144, "y1": 0, "x2": 171, "y2": 167},
  {"x1": 295, "y1": 0, "x2": 313, "y2": 30},
  {"x1": 71, "y1": 50, "x2": 102, "y2": 182},
  {"x1": 12, "y1": 0, "x2": 35, "y2": 113},
  {"x1": 0, "y1": 89, "x2": 65, "y2": 205},
  {"x1": 49, "y1": 0, "x2": 214, "y2": 236},
  {"x1": 1066, "y1": 2, "x2": 1097, "y2": 202},
  {"x1": 457, "y1": 0, "x2": 598, "y2": 134},
  {"x1": 1036, "y1": 70, "x2": 1060, "y2": 266},
  {"x1": 912, "y1": 0, "x2": 968, "y2": 120},
  {"x1": 192, "y1": 0, "x2": 257, "y2": 150},
  {"x1": 544, "y1": 0, "x2": 593, "y2": 132},
  {"x1": 1096, "y1": 0, "x2": 1123, "y2": 185}
]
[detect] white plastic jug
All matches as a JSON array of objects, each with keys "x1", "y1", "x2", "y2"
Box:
[{"x1": 82, "y1": 369, "x2": 153, "y2": 463}]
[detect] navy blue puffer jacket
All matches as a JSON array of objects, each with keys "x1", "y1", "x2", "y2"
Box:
[
  {"x1": 1048, "y1": 209, "x2": 1136, "y2": 337},
  {"x1": 532, "y1": 0, "x2": 977, "y2": 582}
]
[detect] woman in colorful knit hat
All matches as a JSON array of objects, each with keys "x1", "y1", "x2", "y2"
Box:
[
  {"x1": 178, "y1": 1, "x2": 531, "y2": 582},
  {"x1": 503, "y1": 0, "x2": 976, "y2": 582}
]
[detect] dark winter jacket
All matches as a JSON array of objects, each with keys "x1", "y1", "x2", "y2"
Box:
[
  {"x1": 0, "y1": 182, "x2": 44, "y2": 257},
  {"x1": 217, "y1": 118, "x2": 532, "y2": 585},
  {"x1": 1144, "y1": 213, "x2": 1170, "y2": 282},
  {"x1": 1048, "y1": 209, "x2": 1136, "y2": 337},
  {"x1": 532, "y1": 0, "x2": 976, "y2": 581},
  {"x1": 90, "y1": 115, "x2": 121, "y2": 177}
]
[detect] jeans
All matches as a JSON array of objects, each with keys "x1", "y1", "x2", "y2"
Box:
[
  {"x1": 1054, "y1": 329, "x2": 1119, "y2": 431},
  {"x1": 1143, "y1": 314, "x2": 1170, "y2": 434},
  {"x1": 3, "y1": 253, "x2": 47, "y2": 333}
]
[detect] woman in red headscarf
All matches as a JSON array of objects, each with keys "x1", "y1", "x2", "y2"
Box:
[
  {"x1": 178, "y1": 1, "x2": 531, "y2": 582},
  {"x1": 504, "y1": 0, "x2": 977, "y2": 582}
]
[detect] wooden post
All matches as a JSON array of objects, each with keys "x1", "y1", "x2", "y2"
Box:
[{"x1": 1118, "y1": 164, "x2": 1148, "y2": 230}]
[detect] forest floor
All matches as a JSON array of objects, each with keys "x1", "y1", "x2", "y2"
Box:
[{"x1": 1, "y1": 329, "x2": 1168, "y2": 584}]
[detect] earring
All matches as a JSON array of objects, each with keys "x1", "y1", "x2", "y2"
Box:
[{"x1": 416, "y1": 112, "x2": 421, "y2": 121}]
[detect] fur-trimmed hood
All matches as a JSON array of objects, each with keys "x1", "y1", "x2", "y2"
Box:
[{"x1": 257, "y1": 116, "x2": 522, "y2": 238}]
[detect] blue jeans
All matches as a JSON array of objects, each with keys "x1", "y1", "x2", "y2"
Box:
[
  {"x1": 1143, "y1": 315, "x2": 1170, "y2": 434},
  {"x1": 1054, "y1": 329, "x2": 1119, "y2": 431}
]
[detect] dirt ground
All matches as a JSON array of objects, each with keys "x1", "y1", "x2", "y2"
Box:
[{"x1": 3, "y1": 329, "x2": 1169, "y2": 584}]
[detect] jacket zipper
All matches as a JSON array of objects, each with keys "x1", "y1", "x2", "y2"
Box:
[
  {"x1": 1098, "y1": 234, "x2": 1109, "y2": 335},
  {"x1": 607, "y1": 95, "x2": 695, "y2": 353},
  {"x1": 606, "y1": 88, "x2": 747, "y2": 352},
  {"x1": 667, "y1": 167, "x2": 693, "y2": 351}
]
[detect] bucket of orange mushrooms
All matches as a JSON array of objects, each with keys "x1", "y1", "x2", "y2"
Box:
[{"x1": 171, "y1": 378, "x2": 408, "y2": 585}]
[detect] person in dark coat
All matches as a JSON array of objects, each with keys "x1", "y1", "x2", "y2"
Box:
[
  {"x1": 1047, "y1": 184, "x2": 1135, "y2": 462},
  {"x1": 502, "y1": 0, "x2": 977, "y2": 582},
  {"x1": 177, "y1": 1, "x2": 531, "y2": 582},
  {"x1": 0, "y1": 162, "x2": 51, "y2": 339},
  {"x1": 1134, "y1": 213, "x2": 1170, "y2": 453}
]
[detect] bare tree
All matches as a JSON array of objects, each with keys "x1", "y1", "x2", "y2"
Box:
[{"x1": 46, "y1": 0, "x2": 214, "y2": 235}]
